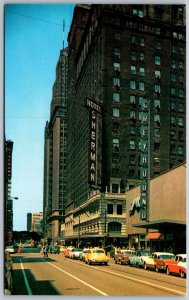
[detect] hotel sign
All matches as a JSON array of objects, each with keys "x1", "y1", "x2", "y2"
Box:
[{"x1": 86, "y1": 98, "x2": 102, "y2": 185}]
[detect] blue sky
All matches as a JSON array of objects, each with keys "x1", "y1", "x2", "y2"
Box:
[{"x1": 5, "y1": 4, "x2": 75, "y2": 230}]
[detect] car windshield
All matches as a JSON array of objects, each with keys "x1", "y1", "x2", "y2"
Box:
[
  {"x1": 74, "y1": 249, "x2": 82, "y2": 252},
  {"x1": 159, "y1": 254, "x2": 175, "y2": 259},
  {"x1": 93, "y1": 250, "x2": 104, "y2": 254},
  {"x1": 139, "y1": 251, "x2": 151, "y2": 256},
  {"x1": 122, "y1": 251, "x2": 133, "y2": 255}
]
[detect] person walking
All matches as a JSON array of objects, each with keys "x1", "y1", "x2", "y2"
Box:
[
  {"x1": 17, "y1": 245, "x2": 22, "y2": 255},
  {"x1": 43, "y1": 245, "x2": 49, "y2": 258}
]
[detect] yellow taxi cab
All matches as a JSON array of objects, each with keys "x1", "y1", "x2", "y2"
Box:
[
  {"x1": 85, "y1": 247, "x2": 109, "y2": 265},
  {"x1": 59, "y1": 246, "x2": 67, "y2": 253}
]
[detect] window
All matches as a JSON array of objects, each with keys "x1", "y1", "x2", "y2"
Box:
[
  {"x1": 178, "y1": 103, "x2": 184, "y2": 112},
  {"x1": 171, "y1": 45, "x2": 177, "y2": 53},
  {"x1": 178, "y1": 146, "x2": 183, "y2": 155},
  {"x1": 155, "y1": 70, "x2": 161, "y2": 79},
  {"x1": 154, "y1": 99, "x2": 160, "y2": 109},
  {"x1": 131, "y1": 65, "x2": 136, "y2": 74},
  {"x1": 113, "y1": 138, "x2": 119, "y2": 146},
  {"x1": 112, "y1": 184, "x2": 118, "y2": 193},
  {"x1": 171, "y1": 59, "x2": 176, "y2": 69},
  {"x1": 140, "y1": 67, "x2": 145, "y2": 76},
  {"x1": 114, "y1": 32, "x2": 120, "y2": 40},
  {"x1": 139, "y1": 81, "x2": 145, "y2": 91},
  {"x1": 115, "y1": 17, "x2": 120, "y2": 26},
  {"x1": 155, "y1": 41, "x2": 161, "y2": 50},
  {"x1": 107, "y1": 204, "x2": 113, "y2": 214},
  {"x1": 113, "y1": 108, "x2": 120, "y2": 117},
  {"x1": 113, "y1": 92, "x2": 120, "y2": 102},
  {"x1": 140, "y1": 52, "x2": 145, "y2": 61},
  {"x1": 179, "y1": 47, "x2": 184, "y2": 55},
  {"x1": 130, "y1": 140, "x2": 135, "y2": 150},
  {"x1": 171, "y1": 73, "x2": 176, "y2": 82},
  {"x1": 130, "y1": 126, "x2": 136, "y2": 135},
  {"x1": 154, "y1": 114, "x2": 160, "y2": 122},
  {"x1": 171, "y1": 102, "x2": 176, "y2": 111},
  {"x1": 171, "y1": 87, "x2": 176, "y2": 96},
  {"x1": 130, "y1": 95, "x2": 136, "y2": 104},
  {"x1": 131, "y1": 35, "x2": 136, "y2": 44},
  {"x1": 130, "y1": 110, "x2": 136, "y2": 119},
  {"x1": 178, "y1": 117, "x2": 184, "y2": 126},
  {"x1": 117, "y1": 204, "x2": 123, "y2": 215},
  {"x1": 132, "y1": 8, "x2": 144, "y2": 17},
  {"x1": 113, "y1": 77, "x2": 120, "y2": 87},
  {"x1": 155, "y1": 55, "x2": 161, "y2": 65},
  {"x1": 179, "y1": 61, "x2": 184, "y2": 70},
  {"x1": 154, "y1": 128, "x2": 160, "y2": 137},
  {"x1": 114, "y1": 47, "x2": 120, "y2": 58},
  {"x1": 130, "y1": 80, "x2": 136, "y2": 90},
  {"x1": 155, "y1": 27, "x2": 161, "y2": 35},
  {"x1": 131, "y1": 51, "x2": 136, "y2": 60},
  {"x1": 155, "y1": 85, "x2": 161, "y2": 94},
  {"x1": 171, "y1": 116, "x2": 176, "y2": 125},
  {"x1": 179, "y1": 89, "x2": 184, "y2": 98},
  {"x1": 114, "y1": 62, "x2": 120, "y2": 71},
  {"x1": 140, "y1": 37, "x2": 145, "y2": 46}
]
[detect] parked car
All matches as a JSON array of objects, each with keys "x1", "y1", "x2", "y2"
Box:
[
  {"x1": 144, "y1": 252, "x2": 175, "y2": 272},
  {"x1": 79, "y1": 248, "x2": 90, "y2": 261},
  {"x1": 114, "y1": 249, "x2": 135, "y2": 265},
  {"x1": 166, "y1": 254, "x2": 186, "y2": 278},
  {"x1": 69, "y1": 248, "x2": 83, "y2": 259},
  {"x1": 5, "y1": 245, "x2": 18, "y2": 254},
  {"x1": 4, "y1": 251, "x2": 13, "y2": 294},
  {"x1": 50, "y1": 246, "x2": 60, "y2": 254},
  {"x1": 129, "y1": 250, "x2": 151, "y2": 268},
  {"x1": 64, "y1": 246, "x2": 74, "y2": 258},
  {"x1": 59, "y1": 246, "x2": 67, "y2": 253},
  {"x1": 85, "y1": 247, "x2": 109, "y2": 265}
]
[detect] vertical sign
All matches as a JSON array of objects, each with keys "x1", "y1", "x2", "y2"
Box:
[{"x1": 86, "y1": 98, "x2": 102, "y2": 186}]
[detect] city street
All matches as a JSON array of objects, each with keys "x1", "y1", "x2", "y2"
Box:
[{"x1": 11, "y1": 249, "x2": 186, "y2": 296}]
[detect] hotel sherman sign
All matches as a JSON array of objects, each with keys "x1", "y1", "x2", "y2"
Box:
[{"x1": 86, "y1": 98, "x2": 102, "y2": 186}]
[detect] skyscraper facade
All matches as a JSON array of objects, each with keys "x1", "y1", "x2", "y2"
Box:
[
  {"x1": 44, "y1": 4, "x2": 186, "y2": 246},
  {"x1": 43, "y1": 49, "x2": 68, "y2": 243}
]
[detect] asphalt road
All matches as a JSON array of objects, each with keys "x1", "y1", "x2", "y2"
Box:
[{"x1": 10, "y1": 250, "x2": 186, "y2": 296}]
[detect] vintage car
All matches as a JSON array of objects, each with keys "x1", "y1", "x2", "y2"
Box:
[
  {"x1": 79, "y1": 248, "x2": 90, "y2": 261},
  {"x1": 144, "y1": 252, "x2": 175, "y2": 272},
  {"x1": 5, "y1": 245, "x2": 18, "y2": 254},
  {"x1": 129, "y1": 250, "x2": 151, "y2": 268},
  {"x1": 166, "y1": 254, "x2": 186, "y2": 278},
  {"x1": 85, "y1": 247, "x2": 109, "y2": 265},
  {"x1": 114, "y1": 249, "x2": 135, "y2": 265},
  {"x1": 69, "y1": 248, "x2": 83, "y2": 259},
  {"x1": 49, "y1": 246, "x2": 60, "y2": 254},
  {"x1": 64, "y1": 246, "x2": 74, "y2": 258}
]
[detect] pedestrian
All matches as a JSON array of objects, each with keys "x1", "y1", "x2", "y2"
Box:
[
  {"x1": 17, "y1": 245, "x2": 22, "y2": 255},
  {"x1": 43, "y1": 245, "x2": 49, "y2": 257}
]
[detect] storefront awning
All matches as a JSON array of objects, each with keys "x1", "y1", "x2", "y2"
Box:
[{"x1": 146, "y1": 232, "x2": 161, "y2": 239}]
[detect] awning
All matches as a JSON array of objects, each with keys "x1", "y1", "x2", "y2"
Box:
[{"x1": 146, "y1": 232, "x2": 161, "y2": 239}]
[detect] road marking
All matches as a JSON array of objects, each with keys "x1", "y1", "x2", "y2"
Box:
[
  {"x1": 90, "y1": 265, "x2": 186, "y2": 296},
  {"x1": 20, "y1": 259, "x2": 33, "y2": 295},
  {"x1": 44, "y1": 260, "x2": 108, "y2": 296}
]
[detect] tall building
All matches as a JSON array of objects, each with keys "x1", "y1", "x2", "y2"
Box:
[
  {"x1": 44, "y1": 4, "x2": 186, "y2": 247},
  {"x1": 43, "y1": 49, "x2": 68, "y2": 243},
  {"x1": 5, "y1": 139, "x2": 14, "y2": 244}
]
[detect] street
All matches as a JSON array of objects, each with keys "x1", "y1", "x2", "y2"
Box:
[{"x1": 10, "y1": 249, "x2": 186, "y2": 296}]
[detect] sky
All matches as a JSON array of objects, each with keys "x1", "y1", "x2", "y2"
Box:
[{"x1": 4, "y1": 3, "x2": 75, "y2": 231}]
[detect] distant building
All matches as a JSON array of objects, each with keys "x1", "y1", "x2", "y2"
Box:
[{"x1": 27, "y1": 212, "x2": 43, "y2": 233}]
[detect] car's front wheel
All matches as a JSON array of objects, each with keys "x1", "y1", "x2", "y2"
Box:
[
  {"x1": 166, "y1": 267, "x2": 170, "y2": 275},
  {"x1": 180, "y1": 269, "x2": 185, "y2": 278}
]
